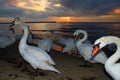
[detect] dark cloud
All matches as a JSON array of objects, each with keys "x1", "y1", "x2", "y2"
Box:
[
  {"x1": 0, "y1": 0, "x2": 65, "y2": 18},
  {"x1": 0, "y1": 0, "x2": 120, "y2": 18},
  {"x1": 0, "y1": 0, "x2": 23, "y2": 17},
  {"x1": 58, "y1": 0, "x2": 120, "y2": 16},
  {"x1": 0, "y1": 8, "x2": 24, "y2": 17}
]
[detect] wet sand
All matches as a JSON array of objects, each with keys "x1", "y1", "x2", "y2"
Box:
[{"x1": 0, "y1": 41, "x2": 112, "y2": 80}]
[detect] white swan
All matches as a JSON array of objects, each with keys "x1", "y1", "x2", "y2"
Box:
[
  {"x1": 12, "y1": 18, "x2": 60, "y2": 73},
  {"x1": 59, "y1": 37, "x2": 77, "y2": 53},
  {"x1": 38, "y1": 38, "x2": 54, "y2": 52},
  {"x1": 0, "y1": 35, "x2": 15, "y2": 48},
  {"x1": 91, "y1": 36, "x2": 120, "y2": 80},
  {"x1": 73, "y1": 30, "x2": 107, "y2": 65},
  {"x1": 0, "y1": 28, "x2": 15, "y2": 49},
  {"x1": 10, "y1": 18, "x2": 33, "y2": 43}
]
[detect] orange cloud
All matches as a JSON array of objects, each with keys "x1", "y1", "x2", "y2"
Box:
[
  {"x1": 53, "y1": 3, "x2": 62, "y2": 7},
  {"x1": 43, "y1": 15, "x2": 120, "y2": 22},
  {"x1": 108, "y1": 8, "x2": 120, "y2": 15},
  {"x1": 9, "y1": 0, "x2": 51, "y2": 11},
  {"x1": 114, "y1": 8, "x2": 120, "y2": 15},
  {"x1": 41, "y1": 16, "x2": 87, "y2": 22},
  {"x1": 0, "y1": 15, "x2": 119, "y2": 22},
  {"x1": 50, "y1": 16, "x2": 96, "y2": 22}
]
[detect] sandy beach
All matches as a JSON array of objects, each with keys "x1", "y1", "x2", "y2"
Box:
[{"x1": 0, "y1": 41, "x2": 112, "y2": 80}]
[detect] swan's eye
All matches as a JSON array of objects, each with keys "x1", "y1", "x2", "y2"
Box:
[{"x1": 78, "y1": 33, "x2": 84, "y2": 39}]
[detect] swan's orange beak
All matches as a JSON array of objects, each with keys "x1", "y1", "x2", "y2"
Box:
[
  {"x1": 91, "y1": 45, "x2": 100, "y2": 57},
  {"x1": 74, "y1": 35, "x2": 78, "y2": 41},
  {"x1": 52, "y1": 44, "x2": 63, "y2": 52}
]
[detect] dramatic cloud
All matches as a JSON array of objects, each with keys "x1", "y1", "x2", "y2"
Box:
[
  {"x1": 0, "y1": 0, "x2": 120, "y2": 21},
  {"x1": 8, "y1": 0, "x2": 51, "y2": 11},
  {"x1": 58, "y1": 0, "x2": 120, "y2": 16},
  {"x1": 0, "y1": 0, "x2": 64, "y2": 18}
]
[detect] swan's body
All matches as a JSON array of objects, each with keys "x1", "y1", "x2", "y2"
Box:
[
  {"x1": 92, "y1": 36, "x2": 120, "y2": 80},
  {"x1": 12, "y1": 18, "x2": 60, "y2": 73},
  {"x1": 38, "y1": 38, "x2": 53, "y2": 52},
  {"x1": 0, "y1": 35, "x2": 15, "y2": 48},
  {"x1": 59, "y1": 37, "x2": 76, "y2": 53},
  {"x1": 74, "y1": 30, "x2": 107, "y2": 64},
  {"x1": 0, "y1": 27, "x2": 16, "y2": 48}
]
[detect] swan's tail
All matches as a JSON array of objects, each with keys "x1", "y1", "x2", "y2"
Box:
[
  {"x1": 45, "y1": 60, "x2": 60, "y2": 73},
  {"x1": 52, "y1": 68, "x2": 61, "y2": 73},
  {"x1": 48, "y1": 66, "x2": 61, "y2": 73}
]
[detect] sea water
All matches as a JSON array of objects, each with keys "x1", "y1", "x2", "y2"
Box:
[{"x1": 0, "y1": 22, "x2": 120, "y2": 43}]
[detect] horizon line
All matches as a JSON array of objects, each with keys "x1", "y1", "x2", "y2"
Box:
[{"x1": 0, "y1": 21, "x2": 120, "y2": 24}]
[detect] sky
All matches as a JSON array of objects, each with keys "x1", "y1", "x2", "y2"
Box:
[{"x1": 0, "y1": 0, "x2": 120, "y2": 22}]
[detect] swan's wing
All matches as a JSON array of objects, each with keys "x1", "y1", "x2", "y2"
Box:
[
  {"x1": 38, "y1": 41, "x2": 49, "y2": 51},
  {"x1": 60, "y1": 38, "x2": 76, "y2": 52},
  {"x1": 78, "y1": 43, "x2": 93, "y2": 61},
  {"x1": 5, "y1": 36, "x2": 15, "y2": 46},
  {"x1": 38, "y1": 38, "x2": 53, "y2": 52},
  {"x1": 84, "y1": 40, "x2": 92, "y2": 44},
  {"x1": 26, "y1": 45, "x2": 56, "y2": 65},
  {"x1": 94, "y1": 50, "x2": 107, "y2": 64},
  {"x1": 63, "y1": 43, "x2": 76, "y2": 52},
  {"x1": 59, "y1": 38, "x2": 67, "y2": 45},
  {"x1": 0, "y1": 36, "x2": 9, "y2": 43},
  {"x1": 65, "y1": 38, "x2": 76, "y2": 47},
  {"x1": 78, "y1": 43, "x2": 107, "y2": 64},
  {"x1": 45, "y1": 40, "x2": 53, "y2": 52},
  {"x1": 38, "y1": 61, "x2": 60, "y2": 73},
  {"x1": 0, "y1": 36, "x2": 15, "y2": 48}
]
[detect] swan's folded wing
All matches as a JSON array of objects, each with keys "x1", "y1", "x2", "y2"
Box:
[
  {"x1": 59, "y1": 38, "x2": 67, "y2": 45},
  {"x1": 26, "y1": 45, "x2": 56, "y2": 65},
  {"x1": 38, "y1": 39, "x2": 53, "y2": 52},
  {"x1": 78, "y1": 44, "x2": 93, "y2": 60}
]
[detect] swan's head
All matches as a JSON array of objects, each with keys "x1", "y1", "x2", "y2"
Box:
[
  {"x1": 73, "y1": 33, "x2": 79, "y2": 41},
  {"x1": 9, "y1": 17, "x2": 22, "y2": 27},
  {"x1": 10, "y1": 17, "x2": 25, "y2": 26},
  {"x1": 91, "y1": 36, "x2": 108, "y2": 57},
  {"x1": 73, "y1": 30, "x2": 87, "y2": 41},
  {"x1": 9, "y1": 17, "x2": 22, "y2": 33},
  {"x1": 14, "y1": 17, "x2": 24, "y2": 25},
  {"x1": 73, "y1": 30, "x2": 79, "y2": 41}
]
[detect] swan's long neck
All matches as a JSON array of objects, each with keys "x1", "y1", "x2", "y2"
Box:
[
  {"x1": 105, "y1": 36, "x2": 120, "y2": 66},
  {"x1": 76, "y1": 30, "x2": 88, "y2": 47},
  {"x1": 19, "y1": 25, "x2": 29, "y2": 47}
]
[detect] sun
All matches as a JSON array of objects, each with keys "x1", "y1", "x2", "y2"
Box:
[{"x1": 60, "y1": 17, "x2": 71, "y2": 22}]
